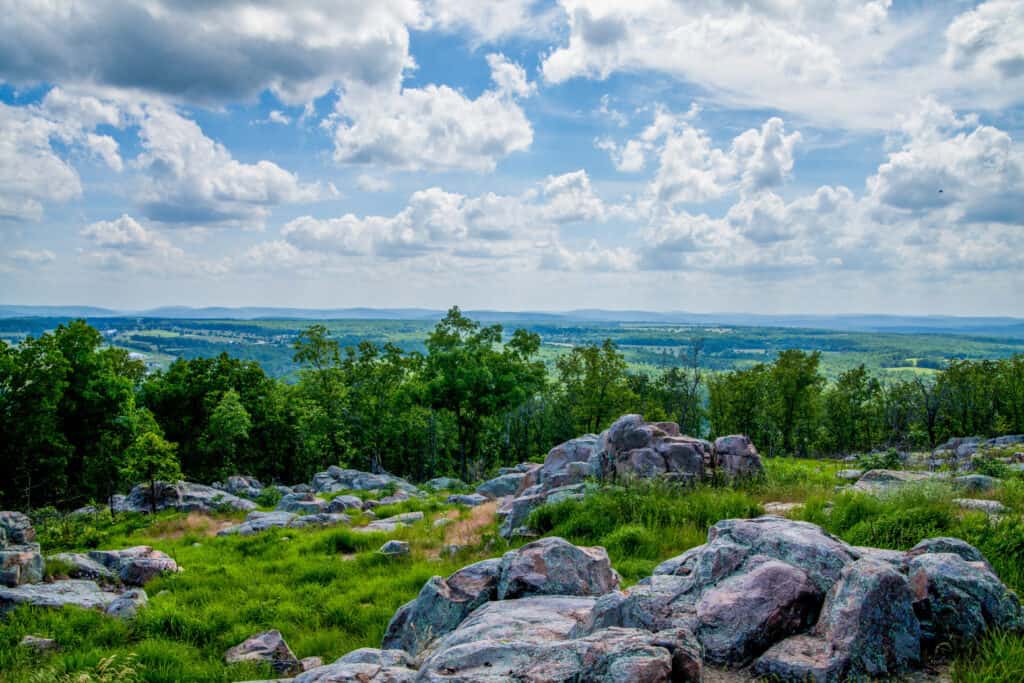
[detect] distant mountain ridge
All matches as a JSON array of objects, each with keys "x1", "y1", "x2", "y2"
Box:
[{"x1": 2, "y1": 305, "x2": 1023, "y2": 337}]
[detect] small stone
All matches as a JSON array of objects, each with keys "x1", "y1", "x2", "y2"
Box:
[
  {"x1": 225, "y1": 629, "x2": 301, "y2": 676},
  {"x1": 19, "y1": 635, "x2": 58, "y2": 653},
  {"x1": 379, "y1": 540, "x2": 410, "y2": 557},
  {"x1": 106, "y1": 589, "x2": 147, "y2": 619},
  {"x1": 300, "y1": 656, "x2": 323, "y2": 671},
  {"x1": 954, "y1": 498, "x2": 1008, "y2": 515}
]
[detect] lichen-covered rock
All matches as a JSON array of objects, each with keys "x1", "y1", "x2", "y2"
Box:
[
  {"x1": 906, "y1": 536, "x2": 991, "y2": 568},
  {"x1": 0, "y1": 545, "x2": 44, "y2": 587},
  {"x1": 695, "y1": 559, "x2": 821, "y2": 664},
  {"x1": 87, "y1": 546, "x2": 178, "y2": 586},
  {"x1": 540, "y1": 435, "x2": 599, "y2": 488},
  {"x1": 105, "y1": 588, "x2": 147, "y2": 619},
  {"x1": 497, "y1": 536, "x2": 620, "y2": 600},
  {"x1": 852, "y1": 469, "x2": 937, "y2": 494},
  {"x1": 0, "y1": 511, "x2": 36, "y2": 545},
  {"x1": 908, "y1": 552, "x2": 1023, "y2": 645},
  {"x1": 48, "y1": 552, "x2": 117, "y2": 582},
  {"x1": 224, "y1": 475, "x2": 264, "y2": 499},
  {"x1": 0, "y1": 579, "x2": 117, "y2": 615},
  {"x1": 114, "y1": 481, "x2": 257, "y2": 514},
  {"x1": 218, "y1": 511, "x2": 297, "y2": 536},
  {"x1": 476, "y1": 472, "x2": 527, "y2": 498},
  {"x1": 379, "y1": 540, "x2": 409, "y2": 557},
  {"x1": 224, "y1": 629, "x2": 302, "y2": 676},
  {"x1": 325, "y1": 495, "x2": 363, "y2": 513},
  {"x1": 293, "y1": 659, "x2": 415, "y2": 682},
  {"x1": 382, "y1": 559, "x2": 501, "y2": 657}
]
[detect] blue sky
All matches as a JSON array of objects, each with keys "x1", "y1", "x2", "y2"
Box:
[{"x1": 1, "y1": 0, "x2": 1022, "y2": 315}]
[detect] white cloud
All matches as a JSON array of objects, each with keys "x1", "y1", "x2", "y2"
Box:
[
  {"x1": 80, "y1": 214, "x2": 231, "y2": 274},
  {"x1": 0, "y1": 103, "x2": 83, "y2": 221},
  {"x1": 541, "y1": 169, "x2": 606, "y2": 223},
  {"x1": 0, "y1": 0, "x2": 421, "y2": 105},
  {"x1": 539, "y1": 241, "x2": 638, "y2": 272},
  {"x1": 7, "y1": 249, "x2": 56, "y2": 266},
  {"x1": 422, "y1": 0, "x2": 561, "y2": 43},
  {"x1": 328, "y1": 54, "x2": 534, "y2": 171},
  {"x1": 356, "y1": 174, "x2": 393, "y2": 192},
  {"x1": 135, "y1": 106, "x2": 328, "y2": 226},
  {"x1": 945, "y1": 0, "x2": 1024, "y2": 80}
]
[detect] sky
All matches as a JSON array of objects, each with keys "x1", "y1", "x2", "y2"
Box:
[{"x1": 1, "y1": 0, "x2": 1022, "y2": 315}]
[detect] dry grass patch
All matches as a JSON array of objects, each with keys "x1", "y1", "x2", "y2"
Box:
[
  {"x1": 145, "y1": 513, "x2": 235, "y2": 540},
  {"x1": 444, "y1": 501, "x2": 498, "y2": 547}
]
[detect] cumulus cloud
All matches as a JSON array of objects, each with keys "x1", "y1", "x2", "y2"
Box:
[
  {"x1": 945, "y1": 0, "x2": 1024, "y2": 80},
  {"x1": 356, "y1": 174, "x2": 393, "y2": 192},
  {"x1": 80, "y1": 214, "x2": 231, "y2": 274},
  {"x1": 422, "y1": 0, "x2": 561, "y2": 43},
  {"x1": 328, "y1": 53, "x2": 534, "y2": 171},
  {"x1": 539, "y1": 241, "x2": 638, "y2": 272},
  {"x1": 0, "y1": 0, "x2": 420, "y2": 104},
  {"x1": 135, "y1": 106, "x2": 328, "y2": 226},
  {"x1": 606, "y1": 108, "x2": 801, "y2": 206}
]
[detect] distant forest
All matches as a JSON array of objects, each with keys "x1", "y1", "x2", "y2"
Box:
[{"x1": 2, "y1": 307, "x2": 1023, "y2": 510}]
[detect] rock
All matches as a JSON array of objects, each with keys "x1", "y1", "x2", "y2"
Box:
[
  {"x1": 338, "y1": 648, "x2": 414, "y2": 668},
  {"x1": 424, "y1": 477, "x2": 465, "y2": 491},
  {"x1": 114, "y1": 481, "x2": 257, "y2": 514},
  {"x1": 954, "y1": 474, "x2": 1001, "y2": 493},
  {"x1": 908, "y1": 552, "x2": 1023, "y2": 645},
  {"x1": 446, "y1": 493, "x2": 487, "y2": 507},
  {"x1": 497, "y1": 536, "x2": 619, "y2": 600},
  {"x1": 225, "y1": 629, "x2": 302, "y2": 676},
  {"x1": 852, "y1": 469, "x2": 936, "y2": 494},
  {"x1": 476, "y1": 472, "x2": 526, "y2": 498},
  {"x1": 311, "y1": 467, "x2": 421, "y2": 496},
  {"x1": 69, "y1": 505, "x2": 100, "y2": 516},
  {"x1": 292, "y1": 654, "x2": 416, "y2": 682},
  {"x1": 835, "y1": 469, "x2": 863, "y2": 481},
  {"x1": 0, "y1": 580, "x2": 117, "y2": 615},
  {"x1": 906, "y1": 537, "x2": 991, "y2": 568},
  {"x1": 225, "y1": 475, "x2": 264, "y2": 499},
  {"x1": 289, "y1": 513, "x2": 351, "y2": 529},
  {"x1": 276, "y1": 492, "x2": 327, "y2": 514},
  {"x1": 713, "y1": 435, "x2": 764, "y2": 479},
  {"x1": 0, "y1": 544, "x2": 44, "y2": 587},
  {"x1": 752, "y1": 634, "x2": 846, "y2": 682},
  {"x1": 48, "y1": 552, "x2": 116, "y2": 581},
  {"x1": 218, "y1": 511, "x2": 297, "y2": 536},
  {"x1": 0, "y1": 511, "x2": 36, "y2": 545},
  {"x1": 379, "y1": 540, "x2": 410, "y2": 557},
  {"x1": 275, "y1": 485, "x2": 295, "y2": 495},
  {"x1": 497, "y1": 493, "x2": 545, "y2": 539},
  {"x1": 105, "y1": 588, "x2": 147, "y2": 619},
  {"x1": 540, "y1": 435, "x2": 600, "y2": 488},
  {"x1": 19, "y1": 635, "x2": 58, "y2": 653},
  {"x1": 432, "y1": 518, "x2": 451, "y2": 529},
  {"x1": 325, "y1": 495, "x2": 363, "y2": 513},
  {"x1": 696, "y1": 559, "x2": 821, "y2": 665},
  {"x1": 354, "y1": 511, "x2": 424, "y2": 534},
  {"x1": 954, "y1": 498, "x2": 1008, "y2": 514},
  {"x1": 87, "y1": 546, "x2": 178, "y2": 586},
  {"x1": 378, "y1": 490, "x2": 412, "y2": 506},
  {"x1": 763, "y1": 502, "x2": 802, "y2": 515},
  {"x1": 300, "y1": 656, "x2": 323, "y2": 671},
  {"x1": 383, "y1": 558, "x2": 502, "y2": 657}
]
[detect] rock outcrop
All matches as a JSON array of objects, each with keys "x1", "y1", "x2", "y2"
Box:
[
  {"x1": 113, "y1": 481, "x2": 257, "y2": 514},
  {"x1": 311, "y1": 467, "x2": 421, "y2": 497},
  {"x1": 0, "y1": 512, "x2": 43, "y2": 588},
  {"x1": 494, "y1": 415, "x2": 763, "y2": 538},
  {"x1": 217, "y1": 511, "x2": 352, "y2": 536}
]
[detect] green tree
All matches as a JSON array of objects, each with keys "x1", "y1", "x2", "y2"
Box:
[
  {"x1": 655, "y1": 339, "x2": 705, "y2": 436},
  {"x1": 821, "y1": 365, "x2": 881, "y2": 453},
  {"x1": 769, "y1": 350, "x2": 824, "y2": 456},
  {"x1": 556, "y1": 339, "x2": 636, "y2": 434},
  {"x1": 292, "y1": 325, "x2": 349, "y2": 467},
  {"x1": 202, "y1": 389, "x2": 252, "y2": 478},
  {"x1": 120, "y1": 432, "x2": 182, "y2": 514}
]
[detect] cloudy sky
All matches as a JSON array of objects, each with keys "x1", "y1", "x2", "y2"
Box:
[{"x1": 1, "y1": 0, "x2": 1022, "y2": 315}]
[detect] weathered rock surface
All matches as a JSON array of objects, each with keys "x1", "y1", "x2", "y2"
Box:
[
  {"x1": 325, "y1": 495, "x2": 363, "y2": 513},
  {"x1": 446, "y1": 493, "x2": 487, "y2": 507},
  {"x1": 379, "y1": 540, "x2": 410, "y2": 557},
  {"x1": 0, "y1": 511, "x2": 36, "y2": 545},
  {"x1": 0, "y1": 544, "x2": 44, "y2": 587},
  {"x1": 423, "y1": 477, "x2": 465, "y2": 491},
  {"x1": 225, "y1": 629, "x2": 302, "y2": 676},
  {"x1": 954, "y1": 474, "x2": 1001, "y2": 493},
  {"x1": 48, "y1": 552, "x2": 117, "y2": 582},
  {"x1": 0, "y1": 579, "x2": 117, "y2": 614},
  {"x1": 218, "y1": 511, "x2": 297, "y2": 536},
  {"x1": 954, "y1": 498, "x2": 1008, "y2": 514},
  {"x1": 19, "y1": 634, "x2": 58, "y2": 653},
  {"x1": 289, "y1": 513, "x2": 351, "y2": 529},
  {"x1": 852, "y1": 469, "x2": 938, "y2": 494},
  {"x1": 354, "y1": 512, "x2": 424, "y2": 534},
  {"x1": 276, "y1": 492, "x2": 328, "y2": 514},
  {"x1": 713, "y1": 434, "x2": 764, "y2": 479},
  {"x1": 475, "y1": 472, "x2": 527, "y2": 498},
  {"x1": 114, "y1": 481, "x2": 257, "y2": 514},
  {"x1": 222, "y1": 475, "x2": 264, "y2": 500},
  {"x1": 87, "y1": 546, "x2": 178, "y2": 586},
  {"x1": 106, "y1": 588, "x2": 147, "y2": 619},
  {"x1": 311, "y1": 467, "x2": 421, "y2": 496},
  {"x1": 497, "y1": 536, "x2": 620, "y2": 600}
]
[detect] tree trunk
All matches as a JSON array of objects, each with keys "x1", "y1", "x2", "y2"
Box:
[{"x1": 150, "y1": 479, "x2": 157, "y2": 515}]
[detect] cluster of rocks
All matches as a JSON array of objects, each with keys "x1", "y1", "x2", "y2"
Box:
[
  {"x1": 0, "y1": 513, "x2": 174, "y2": 620},
  {"x1": 232, "y1": 517, "x2": 1021, "y2": 682},
  {"x1": 480, "y1": 415, "x2": 764, "y2": 538},
  {"x1": 311, "y1": 467, "x2": 423, "y2": 497},
  {"x1": 930, "y1": 434, "x2": 1024, "y2": 471},
  {"x1": 218, "y1": 510, "x2": 424, "y2": 537}
]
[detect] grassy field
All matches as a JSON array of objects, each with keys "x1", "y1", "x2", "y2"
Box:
[{"x1": 2, "y1": 459, "x2": 1023, "y2": 682}]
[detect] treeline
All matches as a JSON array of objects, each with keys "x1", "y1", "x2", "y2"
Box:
[{"x1": 2, "y1": 309, "x2": 1023, "y2": 509}]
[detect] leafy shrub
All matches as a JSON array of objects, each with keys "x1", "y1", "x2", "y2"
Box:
[
  {"x1": 254, "y1": 486, "x2": 283, "y2": 508},
  {"x1": 28, "y1": 654, "x2": 142, "y2": 683},
  {"x1": 856, "y1": 448, "x2": 903, "y2": 471},
  {"x1": 971, "y1": 454, "x2": 1010, "y2": 479},
  {"x1": 601, "y1": 524, "x2": 661, "y2": 560}
]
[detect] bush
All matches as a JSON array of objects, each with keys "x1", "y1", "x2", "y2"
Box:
[
  {"x1": 254, "y1": 487, "x2": 283, "y2": 508},
  {"x1": 972, "y1": 454, "x2": 1011, "y2": 479},
  {"x1": 856, "y1": 448, "x2": 903, "y2": 471}
]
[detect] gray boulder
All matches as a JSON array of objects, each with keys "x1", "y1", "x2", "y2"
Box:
[
  {"x1": 382, "y1": 558, "x2": 502, "y2": 657},
  {"x1": 379, "y1": 540, "x2": 410, "y2": 557},
  {"x1": 289, "y1": 513, "x2": 351, "y2": 529},
  {"x1": 0, "y1": 544, "x2": 44, "y2": 587},
  {"x1": 476, "y1": 472, "x2": 526, "y2": 498},
  {"x1": 87, "y1": 546, "x2": 178, "y2": 586},
  {"x1": 47, "y1": 553, "x2": 116, "y2": 582},
  {"x1": 540, "y1": 435, "x2": 600, "y2": 488},
  {"x1": 311, "y1": 467, "x2": 421, "y2": 496},
  {"x1": 954, "y1": 474, "x2": 1001, "y2": 493},
  {"x1": 0, "y1": 511, "x2": 36, "y2": 545},
  {"x1": 906, "y1": 536, "x2": 992, "y2": 568},
  {"x1": 497, "y1": 536, "x2": 620, "y2": 600},
  {"x1": 105, "y1": 588, "x2": 147, "y2": 619},
  {"x1": 354, "y1": 511, "x2": 424, "y2": 534},
  {"x1": 224, "y1": 475, "x2": 264, "y2": 499},
  {"x1": 423, "y1": 477, "x2": 465, "y2": 491},
  {"x1": 325, "y1": 495, "x2": 363, "y2": 513},
  {"x1": 713, "y1": 434, "x2": 764, "y2": 479},
  {"x1": 0, "y1": 579, "x2": 117, "y2": 615},
  {"x1": 19, "y1": 635, "x2": 58, "y2": 653},
  {"x1": 852, "y1": 469, "x2": 937, "y2": 494},
  {"x1": 293, "y1": 654, "x2": 416, "y2": 683},
  {"x1": 224, "y1": 629, "x2": 302, "y2": 676},
  {"x1": 218, "y1": 511, "x2": 297, "y2": 536},
  {"x1": 114, "y1": 481, "x2": 257, "y2": 514},
  {"x1": 276, "y1": 492, "x2": 327, "y2": 514},
  {"x1": 954, "y1": 498, "x2": 1008, "y2": 514},
  {"x1": 908, "y1": 552, "x2": 1023, "y2": 644}
]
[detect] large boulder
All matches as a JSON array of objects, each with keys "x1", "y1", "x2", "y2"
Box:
[
  {"x1": 114, "y1": 481, "x2": 257, "y2": 514},
  {"x1": 953, "y1": 474, "x2": 1001, "y2": 493},
  {"x1": 354, "y1": 511, "x2": 424, "y2": 534},
  {"x1": 224, "y1": 629, "x2": 302, "y2": 676},
  {"x1": 48, "y1": 552, "x2": 117, "y2": 582},
  {"x1": 87, "y1": 546, "x2": 178, "y2": 586},
  {"x1": 325, "y1": 495, "x2": 364, "y2": 513},
  {"x1": 539, "y1": 435, "x2": 600, "y2": 488},
  {"x1": 223, "y1": 475, "x2": 264, "y2": 500},
  {"x1": 0, "y1": 511, "x2": 36, "y2": 545},
  {"x1": 476, "y1": 472, "x2": 527, "y2": 498},
  {"x1": 908, "y1": 552, "x2": 1023, "y2": 644},
  {"x1": 276, "y1": 492, "x2": 327, "y2": 514},
  {"x1": 311, "y1": 467, "x2": 421, "y2": 496},
  {"x1": 218, "y1": 511, "x2": 297, "y2": 536},
  {"x1": 0, "y1": 545, "x2": 44, "y2": 587},
  {"x1": 293, "y1": 648, "x2": 416, "y2": 682},
  {"x1": 713, "y1": 435, "x2": 764, "y2": 479},
  {"x1": 382, "y1": 559, "x2": 502, "y2": 657},
  {"x1": 446, "y1": 493, "x2": 488, "y2": 507},
  {"x1": 0, "y1": 579, "x2": 117, "y2": 615},
  {"x1": 497, "y1": 536, "x2": 620, "y2": 600},
  {"x1": 852, "y1": 469, "x2": 938, "y2": 494},
  {"x1": 105, "y1": 588, "x2": 147, "y2": 619}
]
